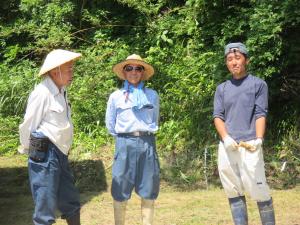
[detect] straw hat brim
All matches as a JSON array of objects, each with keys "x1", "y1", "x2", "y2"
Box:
[
  {"x1": 112, "y1": 59, "x2": 154, "y2": 80},
  {"x1": 38, "y1": 50, "x2": 82, "y2": 77}
]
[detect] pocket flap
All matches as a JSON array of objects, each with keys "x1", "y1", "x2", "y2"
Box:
[
  {"x1": 116, "y1": 101, "x2": 132, "y2": 110},
  {"x1": 49, "y1": 103, "x2": 64, "y2": 113}
]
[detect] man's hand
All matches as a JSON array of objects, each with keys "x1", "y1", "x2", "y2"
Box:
[{"x1": 223, "y1": 135, "x2": 238, "y2": 151}]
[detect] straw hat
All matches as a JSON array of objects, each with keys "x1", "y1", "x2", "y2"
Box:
[
  {"x1": 112, "y1": 54, "x2": 154, "y2": 80},
  {"x1": 38, "y1": 49, "x2": 82, "y2": 76}
]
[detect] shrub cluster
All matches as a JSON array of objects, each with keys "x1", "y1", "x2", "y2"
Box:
[{"x1": 1, "y1": 0, "x2": 299, "y2": 187}]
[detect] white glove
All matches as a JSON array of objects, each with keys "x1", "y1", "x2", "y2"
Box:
[
  {"x1": 253, "y1": 138, "x2": 263, "y2": 150},
  {"x1": 223, "y1": 135, "x2": 238, "y2": 151}
]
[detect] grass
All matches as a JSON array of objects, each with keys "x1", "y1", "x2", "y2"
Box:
[{"x1": 0, "y1": 155, "x2": 300, "y2": 225}]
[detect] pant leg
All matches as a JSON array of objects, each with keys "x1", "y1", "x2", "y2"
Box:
[
  {"x1": 135, "y1": 135, "x2": 160, "y2": 200},
  {"x1": 217, "y1": 142, "x2": 245, "y2": 198},
  {"x1": 111, "y1": 136, "x2": 136, "y2": 201},
  {"x1": 240, "y1": 141, "x2": 271, "y2": 202},
  {"x1": 55, "y1": 148, "x2": 80, "y2": 219},
  {"x1": 28, "y1": 144, "x2": 60, "y2": 225}
]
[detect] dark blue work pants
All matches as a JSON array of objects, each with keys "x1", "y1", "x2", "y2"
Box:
[
  {"x1": 28, "y1": 143, "x2": 80, "y2": 225},
  {"x1": 111, "y1": 134, "x2": 160, "y2": 201}
]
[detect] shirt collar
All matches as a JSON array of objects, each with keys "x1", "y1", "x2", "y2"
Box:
[{"x1": 43, "y1": 76, "x2": 62, "y2": 96}]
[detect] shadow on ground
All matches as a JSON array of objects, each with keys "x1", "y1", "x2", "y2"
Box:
[{"x1": 0, "y1": 158, "x2": 107, "y2": 225}]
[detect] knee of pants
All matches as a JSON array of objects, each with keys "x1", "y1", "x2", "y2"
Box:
[
  {"x1": 111, "y1": 178, "x2": 134, "y2": 201},
  {"x1": 57, "y1": 194, "x2": 80, "y2": 218},
  {"x1": 136, "y1": 183, "x2": 160, "y2": 200},
  {"x1": 218, "y1": 166, "x2": 242, "y2": 196},
  {"x1": 57, "y1": 172, "x2": 80, "y2": 217},
  {"x1": 135, "y1": 169, "x2": 160, "y2": 199},
  {"x1": 248, "y1": 186, "x2": 271, "y2": 202},
  {"x1": 243, "y1": 172, "x2": 271, "y2": 201}
]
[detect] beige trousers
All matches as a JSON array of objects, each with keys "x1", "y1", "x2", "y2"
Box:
[{"x1": 218, "y1": 139, "x2": 271, "y2": 201}]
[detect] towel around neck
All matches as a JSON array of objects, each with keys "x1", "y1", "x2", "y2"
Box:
[{"x1": 123, "y1": 80, "x2": 152, "y2": 110}]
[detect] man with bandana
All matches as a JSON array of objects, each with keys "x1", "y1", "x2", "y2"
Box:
[
  {"x1": 213, "y1": 42, "x2": 276, "y2": 225},
  {"x1": 105, "y1": 54, "x2": 160, "y2": 225}
]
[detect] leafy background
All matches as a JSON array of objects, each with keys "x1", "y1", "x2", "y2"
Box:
[{"x1": 1, "y1": 0, "x2": 299, "y2": 188}]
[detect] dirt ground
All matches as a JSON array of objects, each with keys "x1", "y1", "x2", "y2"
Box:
[{"x1": 1, "y1": 156, "x2": 300, "y2": 225}]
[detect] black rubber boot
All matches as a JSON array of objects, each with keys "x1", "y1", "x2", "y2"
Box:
[
  {"x1": 229, "y1": 196, "x2": 248, "y2": 225},
  {"x1": 66, "y1": 212, "x2": 80, "y2": 225},
  {"x1": 257, "y1": 198, "x2": 275, "y2": 225}
]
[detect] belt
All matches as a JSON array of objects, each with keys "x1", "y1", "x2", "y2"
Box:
[{"x1": 118, "y1": 131, "x2": 153, "y2": 137}]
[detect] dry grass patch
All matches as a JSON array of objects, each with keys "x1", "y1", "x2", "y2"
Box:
[{"x1": 1, "y1": 155, "x2": 300, "y2": 225}]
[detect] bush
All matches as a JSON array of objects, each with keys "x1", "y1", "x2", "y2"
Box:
[
  {"x1": 0, "y1": 116, "x2": 21, "y2": 156},
  {"x1": 1, "y1": 0, "x2": 300, "y2": 188}
]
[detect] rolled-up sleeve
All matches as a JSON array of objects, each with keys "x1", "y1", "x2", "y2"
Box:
[
  {"x1": 255, "y1": 81, "x2": 268, "y2": 119},
  {"x1": 213, "y1": 84, "x2": 225, "y2": 121},
  {"x1": 105, "y1": 94, "x2": 117, "y2": 136}
]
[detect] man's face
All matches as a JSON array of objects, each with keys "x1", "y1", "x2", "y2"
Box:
[
  {"x1": 49, "y1": 61, "x2": 74, "y2": 88},
  {"x1": 225, "y1": 51, "x2": 249, "y2": 78},
  {"x1": 123, "y1": 64, "x2": 144, "y2": 86}
]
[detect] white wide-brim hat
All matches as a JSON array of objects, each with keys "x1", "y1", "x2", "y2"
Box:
[
  {"x1": 112, "y1": 54, "x2": 154, "y2": 80},
  {"x1": 38, "y1": 49, "x2": 82, "y2": 76}
]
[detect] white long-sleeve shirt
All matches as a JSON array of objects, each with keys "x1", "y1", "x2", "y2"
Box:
[{"x1": 19, "y1": 76, "x2": 73, "y2": 155}]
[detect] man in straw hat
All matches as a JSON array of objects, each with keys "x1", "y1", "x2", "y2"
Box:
[
  {"x1": 106, "y1": 54, "x2": 160, "y2": 225},
  {"x1": 19, "y1": 49, "x2": 82, "y2": 225},
  {"x1": 213, "y1": 42, "x2": 275, "y2": 225}
]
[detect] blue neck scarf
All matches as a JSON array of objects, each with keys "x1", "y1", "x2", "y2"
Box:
[{"x1": 124, "y1": 80, "x2": 151, "y2": 110}]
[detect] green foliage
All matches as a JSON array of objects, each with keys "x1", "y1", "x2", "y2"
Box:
[
  {"x1": 0, "y1": 61, "x2": 38, "y2": 116},
  {"x1": 0, "y1": 0, "x2": 299, "y2": 187},
  {"x1": 0, "y1": 116, "x2": 20, "y2": 155},
  {"x1": 266, "y1": 125, "x2": 300, "y2": 189}
]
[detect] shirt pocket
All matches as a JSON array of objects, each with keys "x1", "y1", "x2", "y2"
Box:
[
  {"x1": 116, "y1": 101, "x2": 132, "y2": 122},
  {"x1": 47, "y1": 102, "x2": 67, "y2": 126},
  {"x1": 135, "y1": 105, "x2": 155, "y2": 124}
]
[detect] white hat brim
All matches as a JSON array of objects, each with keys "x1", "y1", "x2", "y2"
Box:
[{"x1": 38, "y1": 49, "x2": 82, "y2": 76}]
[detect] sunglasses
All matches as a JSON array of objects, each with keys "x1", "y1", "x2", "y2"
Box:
[{"x1": 123, "y1": 65, "x2": 144, "y2": 72}]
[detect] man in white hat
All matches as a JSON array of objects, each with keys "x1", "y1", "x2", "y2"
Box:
[
  {"x1": 106, "y1": 54, "x2": 160, "y2": 225},
  {"x1": 19, "y1": 49, "x2": 82, "y2": 225},
  {"x1": 213, "y1": 43, "x2": 275, "y2": 225}
]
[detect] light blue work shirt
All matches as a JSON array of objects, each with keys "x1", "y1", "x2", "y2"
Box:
[{"x1": 105, "y1": 87, "x2": 159, "y2": 136}]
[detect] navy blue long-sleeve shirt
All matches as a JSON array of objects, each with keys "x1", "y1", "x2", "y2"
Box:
[{"x1": 213, "y1": 74, "x2": 268, "y2": 142}]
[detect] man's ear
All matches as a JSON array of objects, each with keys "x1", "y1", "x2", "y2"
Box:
[{"x1": 48, "y1": 68, "x2": 58, "y2": 78}]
